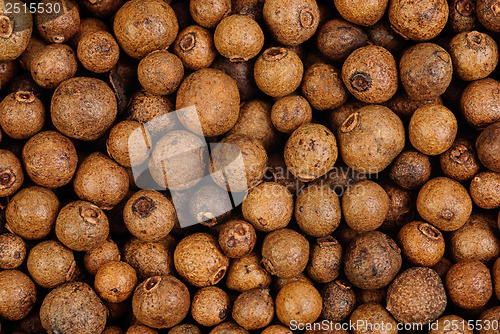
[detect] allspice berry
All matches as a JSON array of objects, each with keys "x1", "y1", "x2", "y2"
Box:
[
  {"x1": 477, "y1": 0, "x2": 500, "y2": 32},
  {"x1": 123, "y1": 190, "x2": 177, "y2": 242},
  {"x1": 386, "y1": 267, "x2": 447, "y2": 324},
  {"x1": 123, "y1": 237, "x2": 174, "y2": 280},
  {"x1": 493, "y1": 258, "x2": 500, "y2": 300},
  {"x1": 335, "y1": 0, "x2": 388, "y2": 26},
  {"x1": 242, "y1": 182, "x2": 293, "y2": 232},
  {"x1": 262, "y1": 325, "x2": 293, "y2": 334},
  {"x1": 35, "y1": 0, "x2": 80, "y2": 44},
  {"x1": 0, "y1": 233, "x2": 26, "y2": 269},
  {"x1": 316, "y1": 19, "x2": 368, "y2": 62},
  {"x1": 169, "y1": 324, "x2": 201, "y2": 334},
  {"x1": 94, "y1": 261, "x2": 137, "y2": 303},
  {"x1": 276, "y1": 281, "x2": 322, "y2": 326},
  {"x1": 27, "y1": 240, "x2": 76, "y2": 288},
  {"x1": 254, "y1": 47, "x2": 303, "y2": 98},
  {"x1": 73, "y1": 152, "x2": 129, "y2": 209},
  {"x1": 173, "y1": 25, "x2": 217, "y2": 71},
  {"x1": 295, "y1": 185, "x2": 341, "y2": 237},
  {"x1": 138, "y1": 50, "x2": 184, "y2": 96},
  {"x1": 0, "y1": 149, "x2": 23, "y2": 197},
  {"x1": 349, "y1": 303, "x2": 398, "y2": 334},
  {"x1": 461, "y1": 79, "x2": 500, "y2": 130},
  {"x1": 399, "y1": 43, "x2": 453, "y2": 101},
  {"x1": 367, "y1": 19, "x2": 406, "y2": 55},
  {"x1": 22, "y1": 131, "x2": 78, "y2": 188},
  {"x1": 342, "y1": 180, "x2": 390, "y2": 232},
  {"x1": 477, "y1": 307, "x2": 500, "y2": 334},
  {"x1": 190, "y1": 0, "x2": 231, "y2": 28},
  {"x1": 448, "y1": 0, "x2": 478, "y2": 33},
  {"x1": 218, "y1": 220, "x2": 257, "y2": 258},
  {"x1": 226, "y1": 252, "x2": 272, "y2": 292},
  {"x1": 84, "y1": 238, "x2": 121, "y2": 275},
  {"x1": 302, "y1": 63, "x2": 347, "y2": 111},
  {"x1": 77, "y1": 30, "x2": 120, "y2": 73},
  {"x1": 56, "y1": 200, "x2": 109, "y2": 252},
  {"x1": 232, "y1": 289, "x2": 274, "y2": 330},
  {"x1": 188, "y1": 183, "x2": 233, "y2": 226},
  {"x1": 113, "y1": 0, "x2": 178, "y2": 58},
  {"x1": 284, "y1": 123, "x2": 338, "y2": 181},
  {"x1": 261, "y1": 228, "x2": 309, "y2": 278},
  {"x1": 409, "y1": 104, "x2": 458, "y2": 155},
  {"x1": 174, "y1": 233, "x2": 229, "y2": 287},
  {"x1": 51, "y1": 77, "x2": 117, "y2": 141},
  {"x1": 0, "y1": 91, "x2": 45, "y2": 139},
  {"x1": 5, "y1": 186, "x2": 60, "y2": 240},
  {"x1": 214, "y1": 15, "x2": 264, "y2": 61},
  {"x1": 271, "y1": 95, "x2": 312, "y2": 134},
  {"x1": 30, "y1": 43, "x2": 77, "y2": 89},
  {"x1": 0, "y1": 270, "x2": 36, "y2": 321},
  {"x1": 389, "y1": 0, "x2": 448, "y2": 41},
  {"x1": 416, "y1": 177, "x2": 473, "y2": 231},
  {"x1": 440, "y1": 138, "x2": 481, "y2": 182},
  {"x1": 380, "y1": 182, "x2": 414, "y2": 231},
  {"x1": 0, "y1": 0, "x2": 33, "y2": 61},
  {"x1": 398, "y1": 221, "x2": 445, "y2": 267},
  {"x1": 470, "y1": 171, "x2": 500, "y2": 209},
  {"x1": 132, "y1": 275, "x2": 190, "y2": 329},
  {"x1": 321, "y1": 279, "x2": 356, "y2": 322},
  {"x1": 337, "y1": 105, "x2": 405, "y2": 174},
  {"x1": 40, "y1": 282, "x2": 107, "y2": 334},
  {"x1": 191, "y1": 286, "x2": 230, "y2": 327},
  {"x1": 210, "y1": 322, "x2": 249, "y2": 334},
  {"x1": 263, "y1": 0, "x2": 320, "y2": 46},
  {"x1": 127, "y1": 326, "x2": 157, "y2": 334},
  {"x1": 341, "y1": 45, "x2": 398, "y2": 104},
  {"x1": 476, "y1": 122, "x2": 500, "y2": 173},
  {"x1": 79, "y1": 0, "x2": 123, "y2": 17},
  {"x1": 390, "y1": 150, "x2": 432, "y2": 190},
  {"x1": 344, "y1": 231, "x2": 402, "y2": 290},
  {"x1": 106, "y1": 120, "x2": 152, "y2": 168},
  {"x1": 445, "y1": 260, "x2": 492, "y2": 309},
  {"x1": 307, "y1": 236, "x2": 343, "y2": 284}
]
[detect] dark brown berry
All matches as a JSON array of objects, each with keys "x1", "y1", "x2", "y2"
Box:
[
  {"x1": 232, "y1": 289, "x2": 274, "y2": 330},
  {"x1": 321, "y1": 279, "x2": 356, "y2": 322},
  {"x1": 446, "y1": 260, "x2": 492, "y2": 309},
  {"x1": 0, "y1": 91, "x2": 45, "y2": 139},
  {"x1": 191, "y1": 286, "x2": 230, "y2": 327},
  {"x1": 307, "y1": 236, "x2": 343, "y2": 284},
  {"x1": 0, "y1": 270, "x2": 37, "y2": 321},
  {"x1": 173, "y1": 25, "x2": 217, "y2": 71},
  {"x1": 301, "y1": 63, "x2": 348, "y2": 111},
  {"x1": 77, "y1": 30, "x2": 120, "y2": 73},
  {"x1": 218, "y1": 220, "x2": 257, "y2": 258},
  {"x1": 94, "y1": 260, "x2": 137, "y2": 303},
  {"x1": 0, "y1": 233, "x2": 26, "y2": 269},
  {"x1": 316, "y1": 19, "x2": 368, "y2": 62},
  {"x1": 35, "y1": 0, "x2": 80, "y2": 44},
  {"x1": 398, "y1": 221, "x2": 445, "y2": 267}
]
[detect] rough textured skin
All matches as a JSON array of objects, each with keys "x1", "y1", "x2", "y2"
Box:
[
  {"x1": 35, "y1": 0, "x2": 79, "y2": 43},
  {"x1": 84, "y1": 238, "x2": 121, "y2": 275},
  {"x1": 40, "y1": 282, "x2": 106, "y2": 334},
  {"x1": 265, "y1": 153, "x2": 305, "y2": 195},
  {"x1": 380, "y1": 182, "x2": 414, "y2": 231},
  {"x1": 106, "y1": 120, "x2": 152, "y2": 168},
  {"x1": 384, "y1": 91, "x2": 442, "y2": 121},
  {"x1": 225, "y1": 252, "x2": 272, "y2": 292},
  {"x1": 494, "y1": 258, "x2": 500, "y2": 300},
  {"x1": 0, "y1": 91, "x2": 45, "y2": 139},
  {"x1": 390, "y1": 150, "x2": 431, "y2": 190},
  {"x1": 320, "y1": 279, "x2": 356, "y2": 322},
  {"x1": 387, "y1": 267, "x2": 447, "y2": 324},
  {"x1": 218, "y1": 220, "x2": 256, "y2": 258},
  {"x1": 51, "y1": 77, "x2": 117, "y2": 141},
  {"x1": 461, "y1": 79, "x2": 500, "y2": 129},
  {"x1": 477, "y1": 0, "x2": 500, "y2": 32},
  {"x1": 138, "y1": 50, "x2": 183, "y2": 95},
  {"x1": 445, "y1": 260, "x2": 492, "y2": 309},
  {"x1": 113, "y1": 0, "x2": 178, "y2": 58},
  {"x1": 399, "y1": 43, "x2": 453, "y2": 101},
  {"x1": 261, "y1": 325, "x2": 293, "y2": 334},
  {"x1": 173, "y1": 25, "x2": 217, "y2": 70},
  {"x1": 429, "y1": 315, "x2": 473, "y2": 334},
  {"x1": 123, "y1": 237, "x2": 174, "y2": 280},
  {"x1": 470, "y1": 171, "x2": 500, "y2": 209},
  {"x1": 342, "y1": 45, "x2": 398, "y2": 104},
  {"x1": 190, "y1": 0, "x2": 231, "y2": 28},
  {"x1": 31, "y1": 44, "x2": 77, "y2": 89},
  {"x1": 477, "y1": 307, "x2": 500, "y2": 334},
  {"x1": 344, "y1": 231, "x2": 402, "y2": 289},
  {"x1": 349, "y1": 303, "x2": 398, "y2": 334},
  {"x1": 214, "y1": 15, "x2": 264, "y2": 61},
  {"x1": 232, "y1": 289, "x2": 274, "y2": 330},
  {"x1": 389, "y1": 0, "x2": 448, "y2": 41},
  {"x1": 209, "y1": 322, "x2": 249, "y2": 334},
  {"x1": 448, "y1": 0, "x2": 479, "y2": 33},
  {"x1": 476, "y1": 122, "x2": 500, "y2": 172},
  {"x1": 79, "y1": 0, "x2": 123, "y2": 17},
  {"x1": 416, "y1": 177, "x2": 472, "y2": 231},
  {"x1": 22, "y1": 131, "x2": 78, "y2": 188},
  {"x1": 307, "y1": 236, "x2": 342, "y2": 283},
  {"x1": 213, "y1": 57, "x2": 258, "y2": 100},
  {"x1": 191, "y1": 286, "x2": 230, "y2": 327},
  {"x1": 302, "y1": 63, "x2": 347, "y2": 111},
  {"x1": 337, "y1": 105, "x2": 405, "y2": 174},
  {"x1": 127, "y1": 325, "x2": 158, "y2": 334},
  {"x1": 398, "y1": 221, "x2": 445, "y2": 266},
  {"x1": 317, "y1": 19, "x2": 368, "y2": 62},
  {"x1": 271, "y1": 95, "x2": 312, "y2": 134},
  {"x1": 276, "y1": 281, "x2": 322, "y2": 326},
  {"x1": 168, "y1": 324, "x2": 201, "y2": 334},
  {"x1": 0, "y1": 0, "x2": 33, "y2": 61},
  {"x1": 0, "y1": 270, "x2": 36, "y2": 321},
  {"x1": 94, "y1": 261, "x2": 137, "y2": 303},
  {"x1": 132, "y1": 275, "x2": 190, "y2": 329},
  {"x1": 78, "y1": 31, "x2": 120, "y2": 73},
  {"x1": 0, "y1": 233, "x2": 26, "y2": 269},
  {"x1": 335, "y1": 0, "x2": 388, "y2": 26},
  {"x1": 440, "y1": 137, "x2": 481, "y2": 182}
]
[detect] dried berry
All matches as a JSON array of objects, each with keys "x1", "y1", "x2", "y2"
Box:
[
  {"x1": 390, "y1": 150, "x2": 432, "y2": 190},
  {"x1": 335, "y1": 0, "x2": 388, "y2": 26},
  {"x1": 0, "y1": 270, "x2": 36, "y2": 321},
  {"x1": 0, "y1": 0, "x2": 33, "y2": 61},
  {"x1": 321, "y1": 279, "x2": 356, "y2": 322},
  {"x1": 349, "y1": 303, "x2": 398, "y2": 334},
  {"x1": 398, "y1": 221, "x2": 445, "y2": 267},
  {"x1": 31, "y1": 43, "x2": 77, "y2": 89},
  {"x1": 0, "y1": 233, "x2": 26, "y2": 269},
  {"x1": 470, "y1": 171, "x2": 500, "y2": 209},
  {"x1": 302, "y1": 63, "x2": 347, "y2": 111},
  {"x1": 307, "y1": 236, "x2": 342, "y2": 284},
  {"x1": 190, "y1": 0, "x2": 231, "y2": 28},
  {"x1": 84, "y1": 238, "x2": 121, "y2": 275},
  {"x1": 440, "y1": 137, "x2": 481, "y2": 182},
  {"x1": 138, "y1": 50, "x2": 183, "y2": 96},
  {"x1": 94, "y1": 260, "x2": 137, "y2": 303},
  {"x1": 191, "y1": 286, "x2": 230, "y2": 327},
  {"x1": 448, "y1": 0, "x2": 478, "y2": 33},
  {"x1": 476, "y1": 122, "x2": 500, "y2": 173},
  {"x1": 276, "y1": 281, "x2": 322, "y2": 326},
  {"x1": 106, "y1": 120, "x2": 152, "y2": 168},
  {"x1": 477, "y1": 0, "x2": 500, "y2": 32},
  {"x1": 123, "y1": 237, "x2": 174, "y2": 280},
  {"x1": 0, "y1": 150, "x2": 23, "y2": 197},
  {"x1": 214, "y1": 15, "x2": 264, "y2": 61},
  {"x1": 35, "y1": 0, "x2": 80, "y2": 43},
  {"x1": 271, "y1": 95, "x2": 312, "y2": 134},
  {"x1": 77, "y1": 30, "x2": 120, "y2": 73},
  {"x1": 316, "y1": 19, "x2": 368, "y2": 62},
  {"x1": 218, "y1": 220, "x2": 256, "y2": 258},
  {"x1": 226, "y1": 252, "x2": 272, "y2": 292},
  {"x1": 445, "y1": 260, "x2": 492, "y2": 309},
  {"x1": 232, "y1": 289, "x2": 274, "y2": 330},
  {"x1": 173, "y1": 25, "x2": 217, "y2": 71},
  {"x1": 0, "y1": 91, "x2": 45, "y2": 139},
  {"x1": 461, "y1": 78, "x2": 500, "y2": 129}
]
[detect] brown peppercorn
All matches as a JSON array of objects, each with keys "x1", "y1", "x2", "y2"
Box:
[
  {"x1": 212, "y1": 57, "x2": 258, "y2": 100},
  {"x1": 0, "y1": 0, "x2": 33, "y2": 61},
  {"x1": 356, "y1": 288, "x2": 386, "y2": 305},
  {"x1": 445, "y1": 260, "x2": 493, "y2": 309},
  {"x1": 321, "y1": 279, "x2": 356, "y2": 322},
  {"x1": 476, "y1": 122, "x2": 500, "y2": 173},
  {"x1": 273, "y1": 272, "x2": 314, "y2": 292},
  {"x1": 173, "y1": 25, "x2": 217, "y2": 70},
  {"x1": 218, "y1": 220, "x2": 256, "y2": 258},
  {"x1": 429, "y1": 315, "x2": 473, "y2": 334},
  {"x1": 399, "y1": 43, "x2": 453, "y2": 101},
  {"x1": 94, "y1": 261, "x2": 137, "y2": 303},
  {"x1": 335, "y1": 0, "x2": 388, "y2": 26},
  {"x1": 344, "y1": 231, "x2": 402, "y2": 290},
  {"x1": 123, "y1": 190, "x2": 176, "y2": 242},
  {"x1": 22, "y1": 130, "x2": 78, "y2": 188},
  {"x1": 210, "y1": 134, "x2": 268, "y2": 192},
  {"x1": 40, "y1": 282, "x2": 107, "y2": 334},
  {"x1": 77, "y1": 30, "x2": 120, "y2": 73},
  {"x1": 477, "y1": 0, "x2": 500, "y2": 32},
  {"x1": 349, "y1": 303, "x2": 398, "y2": 334},
  {"x1": 416, "y1": 177, "x2": 473, "y2": 231},
  {"x1": 0, "y1": 270, "x2": 36, "y2": 321},
  {"x1": 380, "y1": 182, "x2": 414, "y2": 231},
  {"x1": 51, "y1": 77, "x2": 117, "y2": 141},
  {"x1": 342, "y1": 45, "x2": 398, "y2": 104},
  {"x1": 0, "y1": 91, "x2": 45, "y2": 140},
  {"x1": 122, "y1": 237, "x2": 174, "y2": 280},
  {"x1": 5, "y1": 186, "x2": 60, "y2": 239},
  {"x1": 137, "y1": 50, "x2": 184, "y2": 96},
  {"x1": 226, "y1": 252, "x2": 272, "y2": 292},
  {"x1": 307, "y1": 236, "x2": 343, "y2": 284},
  {"x1": 27, "y1": 240, "x2": 76, "y2": 288},
  {"x1": 389, "y1": 0, "x2": 448, "y2": 41},
  {"x1": 337, "y1": 105, "x2": 405, "y2": 174},
  {"x1": 316, "y1": 19, "x2": 368, "y2": 62},
  {"x1": 448, "y1": 0, "x2": 479, "y2": 33},
  {"x1": 242, "y1": 182, "x2": 293, "y2": 232},
  {"x1": 461, "y1": 79, "x2": 500, "y2": 130},
  {"x1": 210, "y1": 322, "x2": 249, "y2": 334},
  {"x1": 431, "y1": 257, "x2": 453, "y2": 281},
  {"x1": 113, "y1": 0, "x2": 178, "y2": 59},
  {"x1": 104, "y1": 326, "x2": 125, "y2": 334},
  {"x1": 214, "y1": 15, "x2": 264, "y2": 61},
  {"x1": 470, "y1": 172, "x2": 500, "y2": 209},
  {"x1": 174, "y1": 232, "x2": 229, "y2": 287},
  {"x1": 477, "y1": 307, "x2": 500, "y2": 334},
  {"x1": 35, "y1": 0, "x2": 80, "y2": 43},
  {"x1": 0, "y1": 149, "x2": 23, "y2": 197},
  {"x1": 0, "y1": 233, "x2": 26, "y2": 269},
  {"x1": 493, "y1": 258, "x2": 500, "y2": 300},
  {"x1": 265, "y1": 152, "x2": 305, "y2": 195},
  {"x1": 30, "y1": 43, "x2": 77, "y2": 89},
  {"x1": 0, "y1": 60, "x2": 18, "y2": 90},
  {"x1": 69, "y1": 17, "x2": 109, "y2": 49},
  {"x1": 342, "y1": 180, "x2": 390, "y2": 232},
  {"x1": 261, "y1": 325, "x2": 293, "y2": 334},
  {"x1": 56, "y1": 200, "x2": 109, "y2": 252},
  {"x1": 188, "y1": 182, "x2": 233, "y2": 227},
  {"x1": 106, "y1": 120, "x2": 152, "y2": 168},
  {"x1": 384, "y1": 91, "x2": 442, "y2": 121},
  {"x1": 263, "y1": 0, "x2": 320, "y2": 46},
  {"x1": 271, "y1": 95, "x2": 312, "y2": 134},
  {"x1": 409, "y1": 104, "x2": 458, "y2": 155},
  {"x1": 73, "y1": 152, "x2": 129, "y2": 209},
  {"x1": 390, "y1": 150, "x2": 431, "y2": 190},
  {"x1": 301, "y1": 63, "x2": 348, "y2": 111},
  {"x1": 231, "y1": 0, "x2": 264, "y2": 21},
  {"x1": 190, "y1": 0, "x2": 231, "y2": 28},
  {"x1": 277, "y1": 281, "x2": 322, "y2": 326},
  {"x1": 450, "y1": 213, "x2": 500, "y2": 264},
  {"x1": 284, "y1": 123, "x2": 338, "y2": 182},
  {"x1": 79, "y1": 0, "x2": 123, "y2": 17},
  {"x1": 169, "y1": 324, "x2": 201, "y2": 334},
  {"x1": 386, "y1": 267, "x2": 447, "y2": 324},
  {"x1": 191, "y1": 286, "x2": 230, "y2": 327},
  {"x1": 84, "y1": 238, "x2": 121, "y2": 275},
  {"x1": 254, "y1": 47, "x2": 304, "y2": 98},
  {"x1": 296, "y1": 185, "x2": 341, "y2": 237},
  {"x1": 261, "y1": 228, "x2": 309, "y2": 278},
  {"x1": 398, "y1": 221, "x2": 445, "y2": 267},
  {"x1": 233, "y1": 288, "x2": 274, "y2": 330},
  {"x1": 132, "y1": 275, "x2": 190, "y2": 329},
  {"x1": 367, "y1": 19, "x2": 406, "y2": 55},
  {"x1": 440, "y1": 137, "x2": 481, "y2": 182}
]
